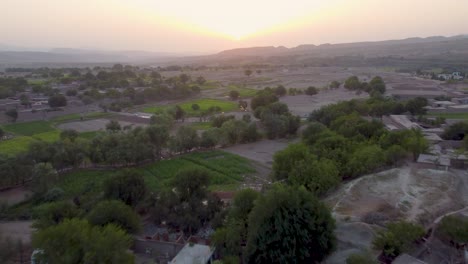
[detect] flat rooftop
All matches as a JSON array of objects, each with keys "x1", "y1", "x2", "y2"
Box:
[{"x1": 169, "y1": 243, "x2": 214, "y2": 264}]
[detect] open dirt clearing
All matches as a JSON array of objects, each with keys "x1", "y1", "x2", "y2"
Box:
[
  {"x1": 57, "y1": 118, "x2": 147, "y2": 132},
  {"x1": 222, "y1": 139, "x2": 295, "y2": 167},
  {"x1": 0, "y1": 221, "x2": 34, "y2": 244},
  {"x1": 324, "y1": 165, "x2": 468, "y2": 263},
  {"x1": 280, "y1": 88, "x2": 369, "y2": 117},
  {"x1": 0, "y1": 187, "x2": 32, "y2": 206}
]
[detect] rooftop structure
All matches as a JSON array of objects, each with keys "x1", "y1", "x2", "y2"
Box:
[
  {"x1": 393, "y1": 254, "x2": 427, "y2": 264},
  {"x1": 169, "y1": 243, "x2": 214, "y2": 264}
]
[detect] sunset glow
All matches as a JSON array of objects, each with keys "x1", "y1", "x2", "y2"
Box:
[
  {"x1": 1, "y1": 0, "x2": 467, "y2": 52},
  {"x1": 128, "y1": 0, "x2": 334, "y2": 40}
]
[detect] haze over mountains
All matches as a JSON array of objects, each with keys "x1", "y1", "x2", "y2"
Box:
[{"x1": 1, "y1": 35, "x2": 467, "y2": 66}]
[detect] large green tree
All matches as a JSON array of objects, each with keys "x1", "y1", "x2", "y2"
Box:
[
  {"x1": 246, "y1": 185, "x2": 336, "y2": 263},
  {"x1": 32, "y1": 218, "x2": 134, "y2": 264},
  {"x1": 373, "y1": 221, "x2": 425, "y2": 258},
  {"x1": 87, "y1": 200, "x2": 141, "y2": 234},
  {"x1": 103, "y1": 169, "x2": 146, "y2": 207}
]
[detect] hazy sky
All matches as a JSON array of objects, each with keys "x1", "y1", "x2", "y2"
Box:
[{"x1": 1, "y1": 0, "x2": 467, "y2": 53}]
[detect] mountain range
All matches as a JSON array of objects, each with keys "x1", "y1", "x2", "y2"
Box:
[{"x1": 1, "y1": 35, "x2": 468, "y2": 66}]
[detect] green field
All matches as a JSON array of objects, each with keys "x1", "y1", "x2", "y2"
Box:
[
  {"x1": 27, "y1": 79, "x2": 49, "y2": 85},
  {"x1": 57, "y1": 151, "x2": 254, "y2": 197},
  {"x1": 2, "y1": 121, "x2": 55, "y2": 136},
  {"x1": 0, "y1": 113, "x2": 109, "y2": 155},
  {"x1": 0, "y1": 136, "x2": 36, "y2": 155},
  {"x1": 428, "y1": 112, "x2": 468, "y2": 119},
  {"x1": 3, "y1": 150, "x2": 253, "y2": 219},
  {"x1": 142, "y1": 98, "x2": 239, "y2": 115},
  {"x1": 190, "y1": 122, "x2": 212, "y2": 130},
  {"x1": 197, "y1": 81, "x2": 220, "y2": 90}
]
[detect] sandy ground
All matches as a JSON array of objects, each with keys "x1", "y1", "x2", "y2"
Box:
[
  {"x1": 222, "y1": 139, "x2": 295, "y2": 166},
  {"x1": 323, "y1": 165, "x2": 468, "y2": 263},
  {"x1": 57, "y1": 118, "x2": 147, "y2": 132},
  {"x1": 0, "y1": 221, "x2": 34, "y2": 244},
  {"x1": 280, "y1": 88, "x2": 369, "y2": 117},
  {"x1": 0, "y1": 187, "x2": 32, "y2": 206}
]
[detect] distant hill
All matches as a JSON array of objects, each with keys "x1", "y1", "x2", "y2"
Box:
[
  {"x1": 1, "y1": 35, "x2": 468, "y2": 68},
  {"x1": 0, "y1": 48, "x2": 178, "y2": 66},
  {"x1": 216, "y1": 35, "x2": 468, "y2": 59}
]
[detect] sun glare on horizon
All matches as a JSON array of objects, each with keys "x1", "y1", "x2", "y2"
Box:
[{"x1": 127, "y1": 0, "x2": 339, "y2": 41}]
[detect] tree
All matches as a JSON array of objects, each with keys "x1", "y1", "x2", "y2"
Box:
[
  {"x1": 229, "y1": 90, "x2": 240, "y2": 100},
  {"x1": 305, "y1": 86, "x2": 318, "y2": 95},
  {"x1": 274, "y1": 85, "x2": 287, "y2": 97},
  {"x1": 238, "y1": 100, "x2": 248, "y2": 110},
  {"x1": 5, "y1": 109, "x2": 18, "y2": 123},
  {"x1": 106, "y1": 120, "x2": 121, "y2": 133},
  {"x1": 191, "y1": 103, "x2": 200, "y2": 111},
  {"x1": 244, "y1": 69, "x2": 253, "y2": 77},
  {"x1": 246, "y1": 185, "x2": 336, "y2": 263},
  {"x1": 405, "y1": 97, "x2": 428, "y2": 115},
  {"x1": 196, "y1": 76, "x2": 206, "y2": 85},
  {"x1": 0, "y1": 127, "x2": 4, "y2": 139},
  {"x1": 60, "y1": 129, "x2": 79, "y2": 142},
  {"x1": 48, "y1": 94, "x2": 67, "y2": 108},
  {"x1": 171, "y1": 126, "x2": 199, "y2": 153},
  {"x1": 33, "y1": 201, "x2": 81, "y2": 229},
  {"x1": 289, "y1": 158, "x2": 341, "y2": 195},
  {"x1": 155, "y1": 168, "x2": 219, "y2": 234},
  {"x1": 438, "y1": 215, "x2": 468, "y2": 244},
  {"x1": 373, "y1": 221, "x2": 425, "y2": 258},
  {"x1": 272, "y1": 143, "x2": 310, "y2": 181},
  {"x1": 442, "y1": 121, "x2": 468, "y2": 140},
  {"x1": 103, "y1": 169, "x2": 146, "y2": 207},
  {"x1": 19, "y1": 94, "x2": 30, "y2": 106},
  {"x1": 172, "y1": 105, "x2": 186, "y2": 121},
  {"x1": 179, "y1": 73, "x2": 190, "y2": 84},
  {"x1": 403, "y1": 128, "x2": 428, "y2": 161},
  {"x1": 30, "y1": 163, "x2": 58, "y2": 195},
  {"x1": 212, "y1": 189, "x2": 258, "y2": 257},
  {"x1": 146, "y1": 125, "x2": 169, "y2": 160},
  {"x1": 200, "y1": 128, "x2": 221, "y2": 149},
  {"x1": 369, "y1": 76, "x2": 386, "y2": 94},
  {"x1": 32, "y1": 218, "x2": 134, "y2": 264},
  {"x1": 344, "y1": 76, "x2": 361, "y2": 90},
  {"x1": 346, "y1": 145, "x2": 385, "y2": 178},
  {"x1": 329, "y1": 81, "x2": 341, "y2": 89},
  {"x1": 87, "y1": 200, "x2": 140, "y2": 234}
]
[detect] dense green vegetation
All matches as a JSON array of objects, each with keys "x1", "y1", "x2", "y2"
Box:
[
  {"x1": 142, "y1": 98, "x2": 239, "y2": 116},
  {"x1": 2, "y1": 121, "x2": 55, "y2": 136},
  {"x1": 373, "y1": 221, "x2": 425, "y2": 259},
  {"x1": 438, "y1": 215, "x2": 468, "y2": 244}
]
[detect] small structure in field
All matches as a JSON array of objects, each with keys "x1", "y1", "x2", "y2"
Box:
[
  {"x1": 169, "y1": 243, "x2": 214, "y2": 264},
  {"x1": 393, "y1": 253, "x2": 427, "y2": 264},
  {"x1": 417, "y1": 154, "x2": 450, "y2": 170}
]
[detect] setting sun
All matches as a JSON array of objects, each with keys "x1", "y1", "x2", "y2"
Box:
[{"x1": 128, "y1": 0, "x2": 333, "y2": 40}]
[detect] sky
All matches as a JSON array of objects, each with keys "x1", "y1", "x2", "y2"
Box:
[{"x1": 1, "y1": 0, "x2": 468, "y2": 54}]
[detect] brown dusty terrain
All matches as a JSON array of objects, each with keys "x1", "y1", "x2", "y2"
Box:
[{"x1": 324, "y1": 165, "x2": 468, "y2": 263}]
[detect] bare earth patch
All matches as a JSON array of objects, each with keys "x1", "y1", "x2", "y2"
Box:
[
  {"x1": 324, "y1": 164, "x2": 468, "y2": 263},
  {"x1": 0, "y1": 221, "x2": 34, "y2": 244},
  {"x1": 0, "y1": 187, "x2": 32, "y2": 206},
  {"x1": 57, "y1": 118, "x2": 147, "y2": 132},
  {"x1": 280, "y1": 88, "x2": 369, "y2": 117}
]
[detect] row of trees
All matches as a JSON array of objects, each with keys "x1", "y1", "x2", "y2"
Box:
[
  {"x1": 25, "y1": 165, "x2": 225, "y2": 263},
  {"x1": 344, "y1": 76, "x2": 386, "y2": 96}
]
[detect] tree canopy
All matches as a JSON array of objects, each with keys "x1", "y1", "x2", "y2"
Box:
[
  {"x1": 246, "y1": 185, "x2": 336, "y2": 263},
  {"x1": 32, "y1": 218, "x2": 134, "y2": 264}
]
